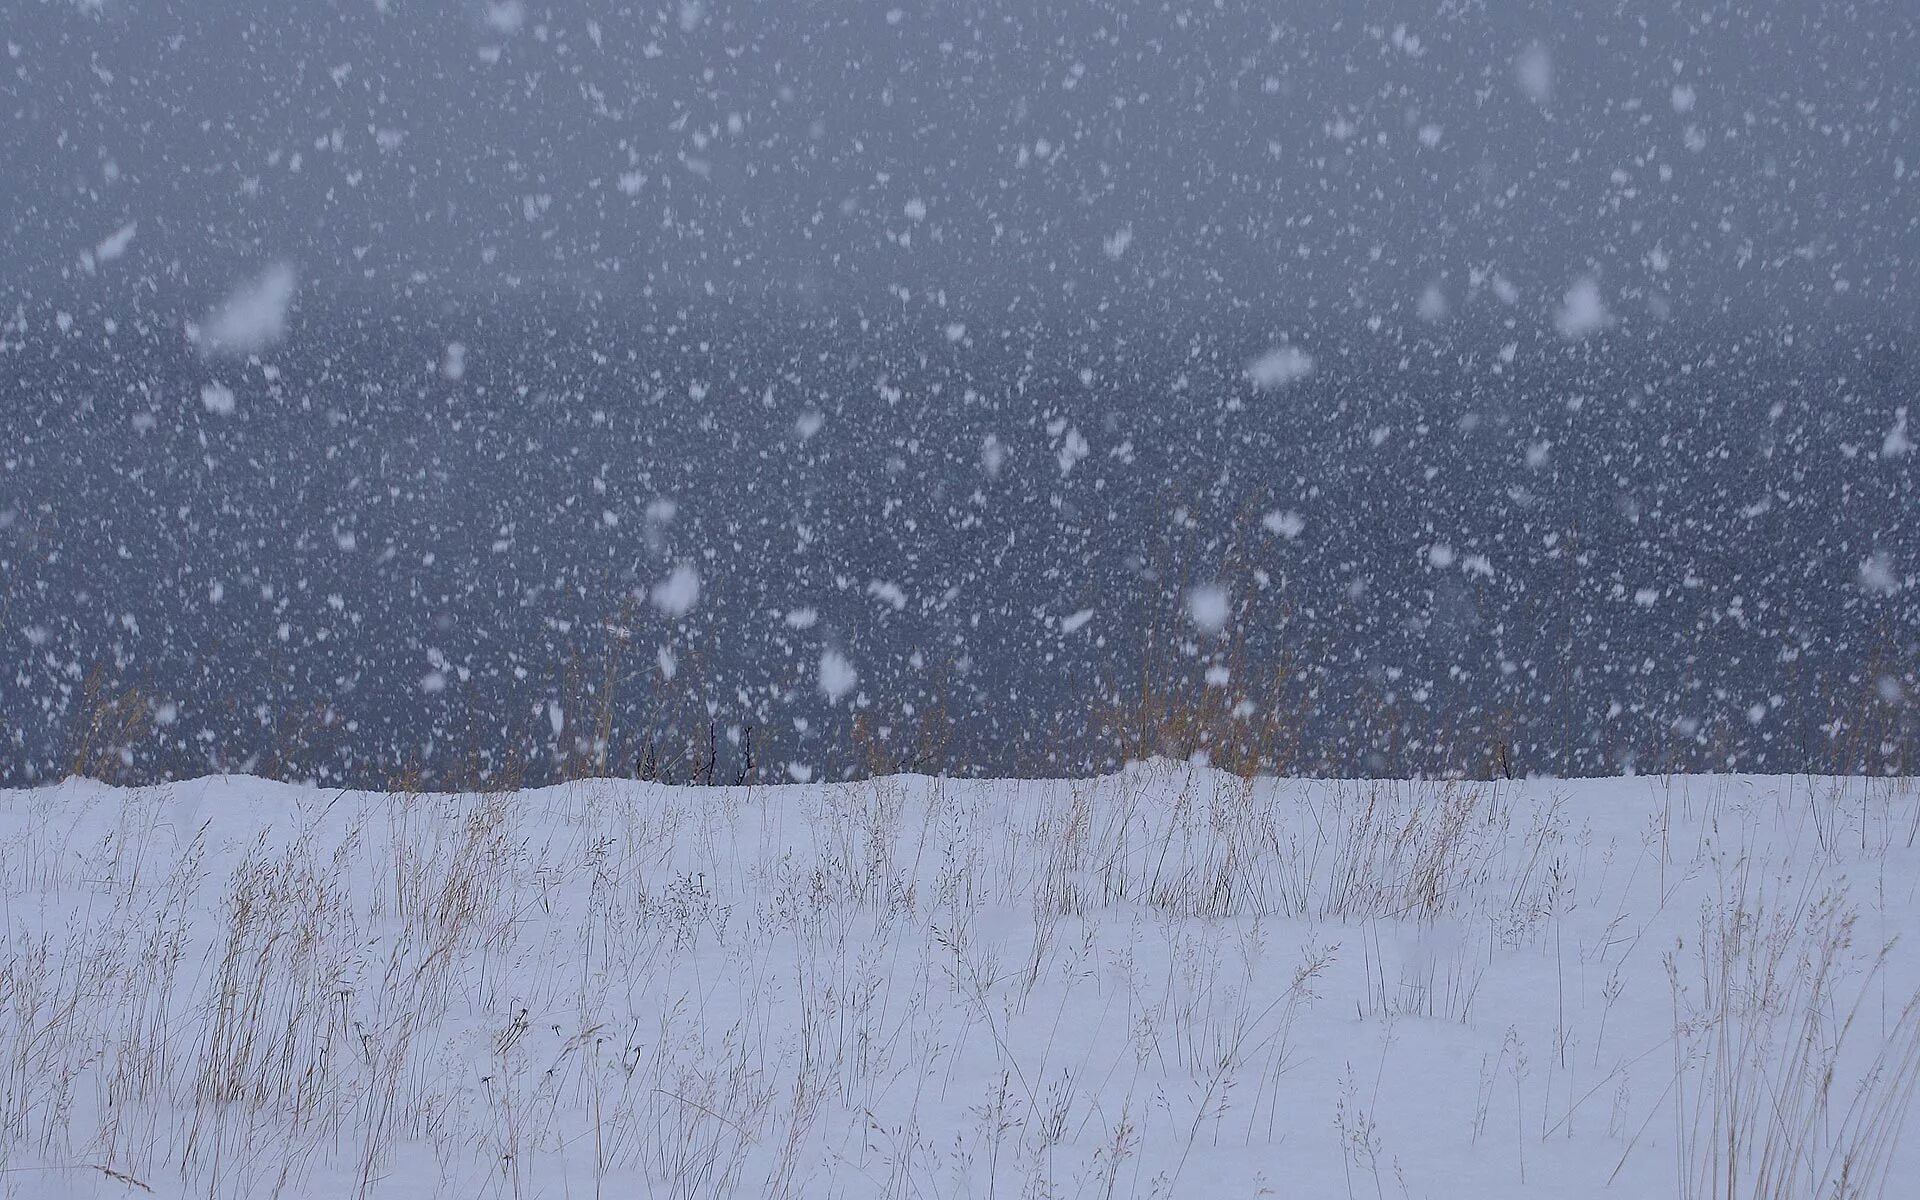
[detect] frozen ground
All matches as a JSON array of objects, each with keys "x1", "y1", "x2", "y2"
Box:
[{"x1": 2, "y1": 766, "x2": 1917, "y2": 1198}]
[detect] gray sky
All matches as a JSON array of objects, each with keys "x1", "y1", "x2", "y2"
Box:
[{"x1": 5, "y1": 1, "x2": 1915, "y2": 329}]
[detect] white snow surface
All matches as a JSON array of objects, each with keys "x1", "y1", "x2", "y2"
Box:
[{"x1": 2, "y1": 768, "x2": 1917, "y2": 1199}]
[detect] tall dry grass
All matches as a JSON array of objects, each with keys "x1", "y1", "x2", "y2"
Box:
[{"x1": 4, "y1": 766, "x2": 1915, "y2": 1198}]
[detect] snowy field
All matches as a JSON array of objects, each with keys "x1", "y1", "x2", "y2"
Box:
[{"x1": 3, "y1": 766, "x2": 1917, "y2": 1199}]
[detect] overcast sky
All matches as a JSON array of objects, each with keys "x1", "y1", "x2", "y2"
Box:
[{"x1": 5, "y1": 1, "x2": 1914, "y2": 330}]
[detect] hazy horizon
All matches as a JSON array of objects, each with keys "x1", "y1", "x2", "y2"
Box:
[{"x1": 7, "y1": 2, "x2": 1915, "y2": 330}]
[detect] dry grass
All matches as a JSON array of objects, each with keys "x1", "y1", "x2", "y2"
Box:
[
  {"x1": 1, "y1": 767, "x2": 1915, "y2": 1198},
  {"x1": 1651, "y1": 877, "x2": 1920, "y2": 1200},
  {"x1": 43, "y1": 608, "x2": 1920, "y2": 792},
  {"x1": 65, "y1": 667, "x2": 153, "y2": 785}
]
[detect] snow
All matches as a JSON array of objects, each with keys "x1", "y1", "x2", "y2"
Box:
[
  {"x1": 784, "y1": 607, "x2": 819, "y2": 630},
  {"x1": 1, "y1": 0, "x2": 1913, "y2": 882},
  {"x1": 1515, "y1": 42, "x2": 1553, "y2": 104},
  {"x1": 198, "y1": 381, "x2": 236, "y2": 416},
  {"x1": 1554, "y1": 277, "x2": 1611, "y2": 339},
  {"x1": 1244, "y1": 344, "x2": 1315, "y2": 389},
  {"x1": 818, "y1": 648, "x2": 857, "y2": 701},
  {"x1": 82, "y1": 221, "x2": 136, "y2": 273},
  {"x1": 1, "y1": 768, "x2": 1915, "y2": 1199},
  {"x1": 1860, "y1": 552, "x2": 1902, "y2": 595},
  {"x1": 1262, "y1": 509, "x2": 1306, "y2": 540},
  {"x1": 979, "y1": 433, "x2": 1007, "y2": 476},
  {"x1": 482, "y1": 1, "x2": 526, "y2": 35},
  {"x1": 1052, "y1": 424, "x2": 1089, "y2": 475},
  {"x1": 193, "y1": 263, "x2": 298, "y2": 357},
  {"x1": 649, "y1": 563, "x2": 702, "y2": 617},
  {"x1": 1186, "y1": 583, "x2": 1230, "y2": 634},
  {"x1": 1884, "y1": 408, "x2": 1913, "y2": 457}
]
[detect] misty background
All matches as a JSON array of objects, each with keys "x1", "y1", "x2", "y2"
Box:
[
  {"x1": 8, "y1": 1, "x2": 1914, "y2": 321},
  {"x1": 3, "y1": 1, "x2": 1916, "y2": 785}
]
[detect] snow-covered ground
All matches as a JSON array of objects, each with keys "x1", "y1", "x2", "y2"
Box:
[{"x1": 3, "y1": 767, "x2": 1917, "y2": 1198}]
